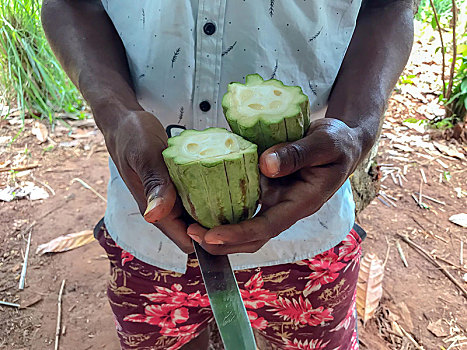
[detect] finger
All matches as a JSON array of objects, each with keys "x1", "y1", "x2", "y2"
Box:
[
  {"x1": 203, "y1": 200, "x2": 299, "y2": 245},
  {"x1": 155, "y1": 216, "x2": 194, "y2": 254},
  {"x1": 259, "y1": 120, "x2": 351, "y2": 178},
  {"x1": 259, "y1": 137, "x2": 337, "y2": 178},
  {"x1": 143, "y1": 181, "x2": 177, "y2": 223},
  {"x1": 135, "y1": 155, "x2": 177, "y2": 224},
  {"x1": 200, "y1": 240, "x2": 268, "y2": 255},
  {"x1": 187, "y1": 223, "x2": 207, "y2": 243}
]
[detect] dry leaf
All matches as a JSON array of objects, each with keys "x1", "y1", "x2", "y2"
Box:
[
  {"x1": 449, "y1": 213, "x2": 467, "y2": 228},
  {"x1": 433, "y1": 141, "x2": 465, "y2": 160},
  {"x1": 36, "y1": 230, "x2": 94, "y2": 255},
  {"x1": 427, "y1": 319, "x2": 449, "y2": 338},
  {"x1": 357, "y1": 253, "x2": 384, "y2": 324},
  {"x1": 391, "y1": 321, "x2": 404, "y2": 337},
  {"x1": 31, "y1": 122, "x2": 48, "y2": 143},
  {"x1": 396, "y1": 302, "x2": 414, "y2": 333}
]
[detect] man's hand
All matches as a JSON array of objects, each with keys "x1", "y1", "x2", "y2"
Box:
[
  {"x1": 100, "y1": 108, "x2": 193, "y2": 253},
  {"x1": 187, "y1": 118, "x2": 362, "y2": 255}
]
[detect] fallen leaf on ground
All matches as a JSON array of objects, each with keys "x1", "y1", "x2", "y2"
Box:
[
  {"x1": 449, "y1": 213, "x2": 467, "y2": 228},
  {"x1": 0, "y1": 182, "x2": 49, "y2": 202},
  {"x1": 427, "y1": 319, "x2": 450, "y2": 338},
  {"x1": 36, "y1": 230, "x2": 95, "y2": 255},
  {"x1": 31, "y1": 122, "x2": 48, "y2": 143},
  {"x1": 19, "y1": 295, "x2": 43, "y2": 309},
  {"x1": 357, "y1": 253, "x2": 384, "y2": 324},
  {"x1": 397, "y1": 302, "x2": 414, "y2": 332},
  {"x1": 433, "y1": 141, "x2": 465, "y2": 160}
]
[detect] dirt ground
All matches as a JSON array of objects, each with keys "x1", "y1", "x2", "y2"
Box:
[{"x1": 1, "y1": 31, "x2": 466, "y2": 350}]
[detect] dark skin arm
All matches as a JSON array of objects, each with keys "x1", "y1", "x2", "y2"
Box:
[
  {"x1": 41, "y1": 0, "x2": 194, "y2": 253},
  {"x1": 188, "y1": 0, "x2": 415, "y2": 254}
]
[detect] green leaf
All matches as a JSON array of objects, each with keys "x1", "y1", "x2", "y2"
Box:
[
  {"x1": 430, "y1": 16, "x2": 437, "y2": 30},
  {"x1": 459, "y1": 44, "x2": 467, "y2": 57},
  {"x1": 461, "y1": 79, "x2": 467, "y2": 93}
]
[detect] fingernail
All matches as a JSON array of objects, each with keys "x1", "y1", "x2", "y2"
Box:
[
  {"x1": 265, "y1": 152, "x2": 280, "y2": 176},
  {"x1": 205, "y1": 238, "x2": 224, "y2": 245},
  {"x1": 188, "y1": 234, "x2": 201, "y2": 243},
  {"x1": 144, "y1": 196, "x2": 163, "y2": 218}
]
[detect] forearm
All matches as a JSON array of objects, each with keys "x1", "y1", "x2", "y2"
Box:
[
  {"x1": 41, "y1": 0, "x2": 142, "y2": 133},
  {"x1": 325, "y1": 0, "x2": 414, "y2": 161}
]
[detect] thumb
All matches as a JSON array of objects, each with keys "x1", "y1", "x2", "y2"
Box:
[
  {"x1": 259, "y1": 139, "x2": 312, "y2": 178},
  {"x1": 141, "y1": 166, "x2": 177, "y2": 223}
]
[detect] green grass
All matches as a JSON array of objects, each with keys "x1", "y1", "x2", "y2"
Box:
[{"x1": 0, "y1": 0, "x2": 84, "y2": 124}]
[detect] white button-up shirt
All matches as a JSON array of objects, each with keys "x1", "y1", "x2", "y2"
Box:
[{"x1": 102, "y1": 0, "x2": 360, "y2": 273}]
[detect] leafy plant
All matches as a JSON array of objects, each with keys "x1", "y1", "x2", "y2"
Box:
[
  {"x1": 417, "y1": 0, "x2": 467, "y2": 125},
  {"x1": 0, "y1": 0, "x2": 84, "y2": 123},
  {"x1": 445, "y1": 44, "x2": 467, "y2": 122},
  {"x1": 398, "y1": 74, "x2": 417, "y2": 85}
]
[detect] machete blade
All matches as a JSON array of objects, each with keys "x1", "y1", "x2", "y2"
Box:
[{"x1": 194, "y1": 241, "x2": 257, "y2": 350}]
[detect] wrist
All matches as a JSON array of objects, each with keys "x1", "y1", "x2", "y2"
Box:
[{"x1": 89, "y1": 89, "x2": 143, "y2": 134}]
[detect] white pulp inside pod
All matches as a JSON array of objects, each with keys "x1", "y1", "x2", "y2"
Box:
[
  {"x1": 182, "y1": 133, "x2": 241, "y2": 161},
  {"x1": 231, "y1": 85, "x2": 293, "y2": 116}
]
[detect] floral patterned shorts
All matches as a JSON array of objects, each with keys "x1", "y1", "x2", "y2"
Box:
[{"x1": 95, "y1": 221, "x2": 364, "y2": 350}]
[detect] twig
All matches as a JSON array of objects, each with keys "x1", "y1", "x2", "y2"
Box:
[
  {"x1": 383, "y1": 236, "x2": 391, "y2": 268},
  {"x1": 427, "y1": 230, "x2": 448, "y2": 244},
  {"x1": 461, "y1": 241, "x2": 464, "y2": 266},
  {"x1": 396, "y1": 240, "x2": 409, "y2": 267},
  {"x1": 397, "y1": 173, "x2": 404, "y2": 187},
  {"x1": 71, "y1": 178, "x2": 106, "y2": 203},
  {"x1": 18, "y1": 222, "x2": 35, "y2": 290},
  {"x1": 397, "y1": 235, "x2": 467, "y2": 300},
  {"x1": 429, "y1": 0, "x2": 446, "y2": 97},
  {"x1": 379, "y1": 191, "x2": 397, "y2": 207},
  {"x1": 412, "y1": 194, "x2": 428, "y2": 209},
  {"x1": 399, "y1": 324, "x2": 425, "y2": 350},
  {"x1": 390, "y1": 172, "x2": 398, "y2": 186},
  {"x1": 377, "y1": 196, "x2": 392, "y2": 208},
  {"x1": 414, "y1": 192, "x2": 446, "y2": 205},
  {"x1": 436, "y1": 158, "x2": 449, "y2": 169},
  {"x1": 418, "y1": 179, "x2": 423, "y2": 209},
  {"x1": 55, "y1": 279, "x2": 66, "y2": 350},
  {"x1": 410, "y1": 216, "x2": 427, "y2": 231},
  {"x1": 420, "y1": 169, "x2": 427, "y2": 184},
  {"x1": 31, "y1": 174, "x2": 55, "y2": 196},
  {"x1": 446, "y1": 0, "x2": 457, "y2": 101},
  {"x1": 434, "y1": 256, "x2": 467, "y2": 273},
  {"x1": 0, "y1": 300, "x2": 20, "y2": 308},
  {"x1": 0, "y1": 163, "x2": 39, "y2": 173}
]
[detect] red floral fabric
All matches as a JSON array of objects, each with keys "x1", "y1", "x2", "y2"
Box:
[{"x1": 96, "y1": 225, "x2": 362, "y2": 350}]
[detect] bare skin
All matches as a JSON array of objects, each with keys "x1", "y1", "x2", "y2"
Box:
[{"x1": 42, "y1": 0, "x2": 414, "y2": 348}]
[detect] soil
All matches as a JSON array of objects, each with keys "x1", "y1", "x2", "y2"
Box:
[{"x1": 1, "y1": 28, "x2": 466, "y2": 350}]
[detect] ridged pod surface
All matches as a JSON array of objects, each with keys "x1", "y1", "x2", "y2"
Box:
[
  {"x1": 222, "y1": 74, "x2": 310, "y2": 153},
  {"x1": 162, "y1": 128, "x2": 260, "y2": 228}
]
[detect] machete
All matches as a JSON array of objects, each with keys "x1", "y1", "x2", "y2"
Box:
[
  {"x1": 165, "y1": 125, "x2": 257, "y2": 350},
  {"x1": 193, "y1": 242, "x2": 257, "y2": 350}
]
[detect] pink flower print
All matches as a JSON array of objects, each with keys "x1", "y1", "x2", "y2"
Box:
[
  {"x1": 270, "y1": 296, "x2": 333, "y2": 327},
  {"x1": 124, "y1": 304, "x2": 188, "y2": 329}
]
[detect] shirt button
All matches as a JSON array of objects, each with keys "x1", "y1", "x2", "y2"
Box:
[
  {"x1": 203, "y1": 22, "x2": 216, "y2": 35},
  {"x1": 199, "y1": 101, "x2": 211, "y2": 112}
]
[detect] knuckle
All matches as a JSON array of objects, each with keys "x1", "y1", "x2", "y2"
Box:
[
  {"x1": 181, "y1": 245, "x2": 195, "y2": 254},
  {"x1": 142, "y1": 175, "x2": 169, "y2": 197},
  {"x1": 283, "y1": 143, "x2": 306, "y2": 170},
  {"x1": 203, "y1": 245, "x2": 224, "y2": 255}
]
